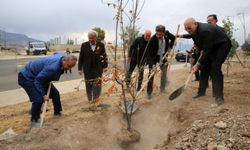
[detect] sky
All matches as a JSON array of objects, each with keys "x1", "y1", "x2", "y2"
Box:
[{"x1": 0, "y1": 0, "x2": 249, "y2": 45}]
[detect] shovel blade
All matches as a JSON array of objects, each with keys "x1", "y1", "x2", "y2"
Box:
[{"x1": 169, "y1": 85, "x2": 185, "y2": 101}]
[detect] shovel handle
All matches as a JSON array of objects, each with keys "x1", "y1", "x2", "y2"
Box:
[
  {"x1": 184, "y1": 50, "x2": 204, "y2": 89},
  {"x1": 184, "y1": 71, "x2": 194, "y2": 89},
  {"x1": 40, "y1": 82, "x2": 52, "y2": 127}
]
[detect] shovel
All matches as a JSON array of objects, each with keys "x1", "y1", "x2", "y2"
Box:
[
  {"x1": 40, "y1": 82, "x2": 52, "y2": 127},
  {"x1": 169, "y1": 51, "x2": 203, "y2": 101},
  {"x1": 169, "y1": 71, "x2": 194, "y2": 100}
]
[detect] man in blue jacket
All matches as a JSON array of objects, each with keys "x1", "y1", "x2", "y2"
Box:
[{"x1": 18, "y1": 53, "x2": 77, "y2": 128}]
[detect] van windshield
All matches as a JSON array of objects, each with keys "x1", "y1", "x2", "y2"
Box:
[{"x1": 31, "y1": 43, "x2": 45, "y2": 48}]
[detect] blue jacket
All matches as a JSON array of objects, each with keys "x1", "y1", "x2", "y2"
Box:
[{"x1": 21, "y1": 53, "x2": 65, "y2": 96}]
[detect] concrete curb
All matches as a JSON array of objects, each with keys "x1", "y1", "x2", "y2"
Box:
[{"x1": 0, "y1": 79, "x2": 85, "y2": 107}]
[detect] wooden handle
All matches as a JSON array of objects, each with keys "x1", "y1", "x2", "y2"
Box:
[
  {"x1": 135, "y1": 25, "x2": 181, "y2": 98},
  {"x1": 184, "y1": 71, "x2": 194, "y2": 89},
  {"x1": 135, "y1": 66, "x2": 158, "y2": 98},
  {"x1": 40, "y1": 82, "x2": 52, "y2": 127}
]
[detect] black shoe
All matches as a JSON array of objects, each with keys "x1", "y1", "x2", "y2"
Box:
[
  {"x1": 30, "y1": 119, "x2": 41, "y2": 129},
  {"x1": 192, "y1": 93, "x2": 205, "y2": 99},
  {"x1": 215, "y1": 97, "x2": 224, "y2": 106},
  {"x1": 54, "y1": 111, "x2": 63, "y2": 116}
]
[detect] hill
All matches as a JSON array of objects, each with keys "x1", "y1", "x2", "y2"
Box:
[{"x1": 0, "y1": 30, "x2": 41, "y2": 50}]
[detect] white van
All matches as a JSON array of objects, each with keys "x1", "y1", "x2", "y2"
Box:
[{"x1": 26, "y1": 41, "x2": 47, "y2": 55}]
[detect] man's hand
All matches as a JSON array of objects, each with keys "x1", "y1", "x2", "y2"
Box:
[
  {"x1": 175, "y1": 34, "x2": 182, "y2": 38},
  {"x1": 43, "y1": 95, "x2": 49, "y2": 102},
  {"x1": 127, "y1": 57, "x2": 131, "y2": 64},
  {"x1": 78, "y1": 70, "x2": 82, "y2": 75},
  {"x1": 192, "y1": 64, "x2": 200, "y2": 72},
  {"x1": 103, "y1": 68, "x2": 108, "y2": 72}
]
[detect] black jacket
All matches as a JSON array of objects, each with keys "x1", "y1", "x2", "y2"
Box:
[
  {"x1": 147, "y1": 30, "x2": 175, "y2": 65},
  {"x1": 182, "y1": 22, "x2": 231, "y2": 65},
  {"x1": 78, "y1": 41, "x2": 108, "y2": 79},
  {"x1": 128, "y1": 35, "x2": 150, "y2": 66}
]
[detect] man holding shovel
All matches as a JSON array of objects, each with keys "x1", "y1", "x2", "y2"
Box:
[
  {"x1": 126, "y1": 30, "x2": 152, "y2": 91},
  {"x1": 147, "y1": 25, "x2": 175, "y2": 99},
  {"x1": 177, "y1": 18, "x2": 231, "y2": 106},
  {"x1": 18, "y1": 53, "x2": 77, "y2": 128}
]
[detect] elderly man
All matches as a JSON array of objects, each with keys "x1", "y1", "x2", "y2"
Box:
[
  {"x1": 78, "y1": 31, "x2": 108, "y2": 106},
  {"x1": 126, "y1": 30, "x2": 152, "y2": 91},
  {"x1": 147, "y1": 25, "x2": 175, "y2": 98},
  {"x1": 18, "y1": 53, "x2": 77, "y2": 128},
  {"x1": 178, "y1": 18, "x2": 231, "y2": 106}
]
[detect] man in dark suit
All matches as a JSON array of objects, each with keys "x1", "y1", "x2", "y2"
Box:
[
  {"x1": 126, "y1": 30, "x2": 151, "y2": 91},
  {"x1": 78, "y1": 31, "x2": 108, "y2": 106},
  {"x1": 178, "y1": 18, "x2": 231, "y2": 106},
  {"x1": 207, "y1": 14, "x2": 224, "y2": 31},
  {"x1": 147, "y1": 25, "x2": 175, "y2": 98}
]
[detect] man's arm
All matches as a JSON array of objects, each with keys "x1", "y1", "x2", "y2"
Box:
[
  {"x1": 165, "y1": 30, "x2": 176, "y2": 49},
  {"x1": 182, "y1": 34, "x2": 193, "y2": 39},
  {"x1": 78, "y1": 43, "x2": 84, "y2": 75},
  {"x1": 147, "y1": 38, "x2": 156, "y2": 68},
  {"x1": 34, "y1": 67, "x2": 55, "y2": 97},
  {"x1": 128, "y1": 37, "x2": 139, "y2": 60},
  {"x1": 198, "y1": 31, "x2": 214, "y2": 66},
  {"x1": 100, "y1": 43, "x2": 108, "y2": 69}
]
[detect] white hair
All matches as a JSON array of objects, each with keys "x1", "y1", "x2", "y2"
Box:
[
  {"x1": 88, "y1": 31, "x2": 98, "y2": 37},
  {"x1": 63, "y1": 54, "x2": 77, "y2": 61}
]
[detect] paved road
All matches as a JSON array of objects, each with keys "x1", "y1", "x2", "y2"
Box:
[
  {"x1": 0, "y1": 58, "x2": 82, "y2": 92},
  {"x1": 0, "y1": 54, "x2": 182, "y2": 92}
]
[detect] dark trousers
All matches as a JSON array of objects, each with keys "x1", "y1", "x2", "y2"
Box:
[
  {"x1": 85, "y1": 78, "x2": 102, "y2": 101},
  {"x1": 65, "y1": 69, "x2": 72, "y2": 74},
  {"x1": 147, "y1": 64, "x2": 168, "y2": 95},
  {"x1": 193, "y1": 56, "x2": 200, "y2": 80},
  {"x1": 126, "y1": 60, "x2": 144, "y2": 91},
  {"x1": 18, "y1": 72, "x2": 62, "y2": 121},
  {"x1": 198, "y1": 42, "x2": 231, "y2": 99}
]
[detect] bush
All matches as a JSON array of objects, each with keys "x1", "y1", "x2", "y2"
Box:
[{"x1": 242, "y1": 39, "x2": 250, "y2": 56}]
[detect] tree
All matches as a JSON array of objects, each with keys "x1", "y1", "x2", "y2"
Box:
[
  {"x1": 92, "y1": 27, "x2": 105, "y2": 42},
  {"x1": 242, "y1": 34, "x2": 250, "y2": 56},
  {"x1": 222, "y1": 17, "x2": 239, "y2": 58},
  {"x1": 120, "y1": 25, "x2": 140, "y2": 48}
]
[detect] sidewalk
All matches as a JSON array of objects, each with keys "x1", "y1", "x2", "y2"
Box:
[
  {"x1": 0, "y1": 79, "x2": 84, "y2": 107},
  {"x1": 0, "y1": 63, "x2": 190, "y2": 108}
]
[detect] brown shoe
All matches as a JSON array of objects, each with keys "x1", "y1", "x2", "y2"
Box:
[{"x1": 94, "y1": 98, "x2": 101, "y2": 107}]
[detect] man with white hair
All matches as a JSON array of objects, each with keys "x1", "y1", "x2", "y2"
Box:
[
  {"x1": 177, "y1": 18, "x2": 231, "y2": 106},
  {"x1": 78, "y1": 31, "x2": 108, "y2": 106},
  {"x1": 126, "y1": 30, "x2": 152, "y2": 91}
]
